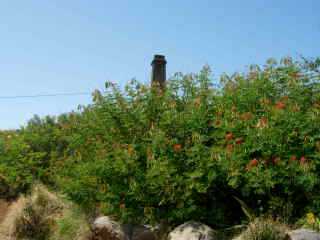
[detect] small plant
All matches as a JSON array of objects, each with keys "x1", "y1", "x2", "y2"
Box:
[
  {"x1": 296, "y1": 212, "x2": 320, "y2": 232},
  {"x1": 240, "y1": 218, "x2": 287, "y2": 240},
  {"x1": 13, "y1": 186, "x2": 61, "y2": 240},
  {"x1": 52, "y1": 206, "x2": 91, "y2": 240},
  {"x1": 234, "y1": 196, "x2": 256, "y2": 222}
]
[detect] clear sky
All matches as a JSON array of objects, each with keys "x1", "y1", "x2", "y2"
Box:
[{"x1": 0, "y1": 0, "x2": 319, "y2": 129}]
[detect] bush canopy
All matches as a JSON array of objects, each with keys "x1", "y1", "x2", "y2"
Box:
[{"x1": 0, "y1": 57, "x2": 319, "y2": 227}]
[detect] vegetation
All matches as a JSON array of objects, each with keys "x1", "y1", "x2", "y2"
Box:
[
  {"x1": 14, "y1": 186, "x2": 58, "y2": 240},
  {"x1": 296, "y1": 212, "x2": 320, "y2": 232},
  {"x1": 3, "y1": 185, "x2": 90, "y2": 240},
  {"x1": 238, "y1": 218, "x2": 287, "y2": 240},
  {"x1": 0, "y1": 57, "x2": 319, "y2": 229}
]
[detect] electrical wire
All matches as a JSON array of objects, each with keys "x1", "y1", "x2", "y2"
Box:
[{"x1": 0, "y1": 92, "x2": 92, "y2": 99}]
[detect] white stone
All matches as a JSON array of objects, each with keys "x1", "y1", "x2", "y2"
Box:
[
  {"x1": 92, "y1": 216, "x2": 125, "y2": 240},
  {"x1": 168, "y1": 221, "x2": 216, "y2": 240},
  {"x1": 286, "y1": 229, "x2": 320, "y2": 240}
]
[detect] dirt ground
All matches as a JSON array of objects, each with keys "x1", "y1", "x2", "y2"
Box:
[
  {"x1": 0, "y1": 198, "x2": 23, "y2": 240},
  {"x1": 0, "y1": 200, "x2": 10, "y2": 224}
]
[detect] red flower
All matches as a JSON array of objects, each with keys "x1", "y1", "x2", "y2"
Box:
[
  {"x1": 300, "y1": 156, "x2": 307, "y2": 165},
  {"x1": 225, "y1": 132, "x2": 234, "y2": 141},
  {"x1": 250, "y1": 158, "x2": 259, "y2": 166},
  {"x1": 235, "y1": 138, "x2": 244, "y2": 145},
  {"x1": 275, "y1": 101, "x2": 286, "y2": 110},
  {"x1": 289, "y1": 155, "x2": 297, "y2": 162},
  {"x1": 246, "y1": 158, "x2": 259, "y2": 170},
  {"x1": 173, "y1": 144, "x2": 182, "y2": 152}
]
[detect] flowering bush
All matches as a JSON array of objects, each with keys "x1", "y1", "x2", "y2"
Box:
[{"x1": 0, "y1": 57, "x2": 319, "y2": 227}]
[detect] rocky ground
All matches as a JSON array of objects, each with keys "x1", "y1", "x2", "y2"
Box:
[{"x1": 0, "y1": 187, "x2": 320, "y2": 240}]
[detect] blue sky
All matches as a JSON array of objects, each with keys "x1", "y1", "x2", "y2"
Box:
[{"x1": 0, "y1": 0, "x2": 319, "y2": 129}]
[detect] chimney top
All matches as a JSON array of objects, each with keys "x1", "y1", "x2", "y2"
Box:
[
  {"x1": 151, "y1": 55, "x2": 167, "y2": 89},
  {"x1": 151, "y1": 55, "x2": 167, "y2": 65}
]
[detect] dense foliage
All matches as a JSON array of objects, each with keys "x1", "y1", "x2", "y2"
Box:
[{"x1": 0, "y1": 57, "x2": 319, "y2": 228}]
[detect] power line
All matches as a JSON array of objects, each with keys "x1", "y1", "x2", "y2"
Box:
[{"x1": 0, "y1": 92, "x2": 92, "y2": 99}]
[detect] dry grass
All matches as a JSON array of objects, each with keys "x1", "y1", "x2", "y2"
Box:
[
  {"x1": 14, "y1": 186, "x2": 61, "y2": 240},
  {"x1": 0, "y1": 196, "x2": 28, "y2": 240},
  {"x1": 238, "y1": 218, "x2": 288, "y2": 240},
  {"x1": 0, "y1": 185, "x2": 91, "y2": 240}
]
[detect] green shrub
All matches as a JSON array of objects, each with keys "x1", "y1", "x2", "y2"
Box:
[
  {"x1": 61, "y1": 57, "x2": 320, "y2": 226},
  {"x1": 1, "y1": 57, "x2": 320, "y2": 227},
  {"x1": 0, "y1": 132, "x2": 42, "y2": 199}
]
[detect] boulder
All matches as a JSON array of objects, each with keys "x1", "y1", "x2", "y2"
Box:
[
  {"x1": 285, "y1": 229, "x2": 320, "y2": 240},
  {"x1": 91, "y1": 216, "x2": 126, "y2": 240},
  {"x1": 123, "y1": 224, "x2": 157, "y2": 240},
  {"x1": 168, "y1": 221, "x2": 216, "y2": 240}
]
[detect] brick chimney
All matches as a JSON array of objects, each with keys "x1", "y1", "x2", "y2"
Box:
[{"x1": 151, "y1": 55, "x2": 167, "y2": 89}]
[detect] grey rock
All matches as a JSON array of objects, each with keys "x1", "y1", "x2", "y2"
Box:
[
  {"x1": 123, "y1": 224, "x2": 157, "y2": 240},
  {"x1": 168, "y1": 221, "x2": 216, "y2": 240},
  {"x1": 91, "y1": 216, "x2": 125, "y2": 240},
  {"x1": 285, "y1": 229, "x2": 320, "y2": 240},
  {"x1": 91, "y1": 217, "x2": 159, "y2": 240}
]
